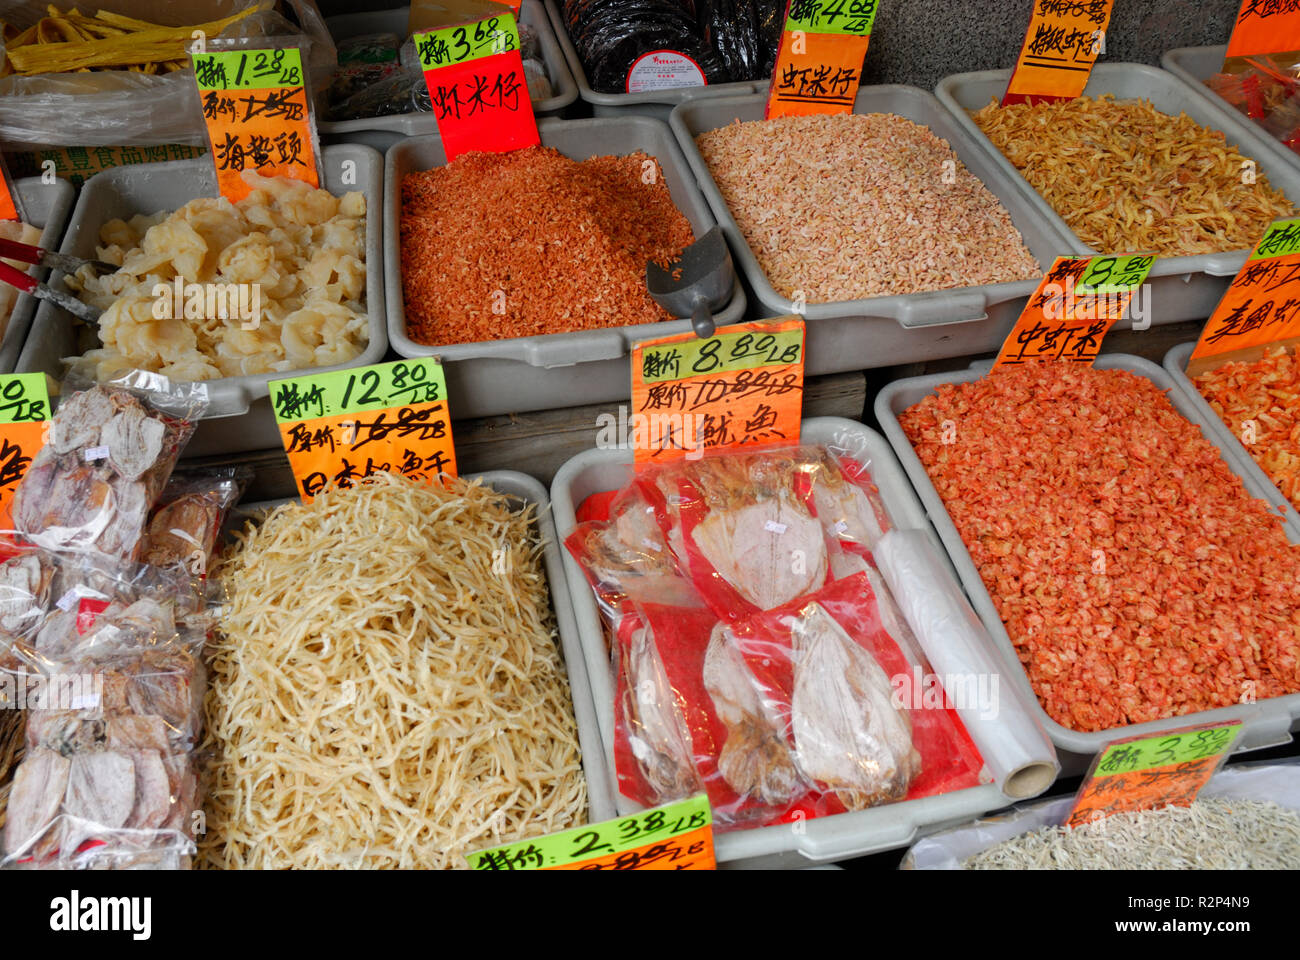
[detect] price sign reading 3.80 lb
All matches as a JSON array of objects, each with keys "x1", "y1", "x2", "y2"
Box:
[{"x1": 270, "y1": 359, "x2": 457, "y2": 503}]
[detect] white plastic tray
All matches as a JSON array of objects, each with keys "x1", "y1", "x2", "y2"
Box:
[{"x1": 1, "y1": 177, "x2": 74, "y2": 373}]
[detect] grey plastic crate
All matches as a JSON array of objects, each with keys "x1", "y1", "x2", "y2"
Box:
[
  {"x1": 1162, "y1": 44, "x2": 1300, "y2": 172},
  {"x1": 230, "y1": 469, "x2": 617, "y2": 828},
  {"x1": 543, "y1": 0, "x2": 766, "y2": 120},
  {"x1": 384, "y1": 116, "x2": 746, "y2": 419},
  {"x1": 16, "y1": 145, "x2": 388, "y2": 458},
  {"x1": 935, "y1": 63, "x2": 1300, "y2": 325},
  {"x1": 874, "y1": 354, "x2": 1300, "y2": 761},
  {"x1": 1163, "y1": 339, "x2": 1300, "y2": 535},
  {"x1": 550, "y1": 416, "x2": 1024, "y2": 868},
  {"x1": 1, "y1": 177, "x2": 74, "y2": 373},
  {"x1": 669, "y1": 85, "x2": 1081, "y2": 373},
  {"x1": 320, "y1": 0, "x2": 578, "y2": 145}
]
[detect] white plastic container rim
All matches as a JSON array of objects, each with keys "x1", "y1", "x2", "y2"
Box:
[{"x1": 1, "y1": 176, "x2": 75, "y2": 373}]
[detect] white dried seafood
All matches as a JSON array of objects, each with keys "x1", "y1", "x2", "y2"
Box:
[
  {"x1": 101, "y1": 407, "x2": 165, "y2": 482},
  {"x1": 791, "y1": 603, "x2": 919, "y2": 810},
  {"x1": 622, "y1": 625, "x2": 702, "y2": 800},
  {"x1": 693, "y1": 497, "x2": 828, "y2": 610}
]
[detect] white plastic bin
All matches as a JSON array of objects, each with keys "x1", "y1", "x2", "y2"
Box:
[{"x1": 1, "y1": 177, "x2": 74, "y2": 373}]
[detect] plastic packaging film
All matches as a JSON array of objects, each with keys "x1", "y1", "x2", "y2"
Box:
[{"x1": 874, "y1": 528, "x2": 1058, "y2": 800}]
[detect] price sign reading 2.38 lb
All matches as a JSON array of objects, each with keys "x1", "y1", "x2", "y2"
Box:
[
  {"x1": 0, "y1": 374, "x2": 51, "y2": 530},
  {"x1": 1066, "y1": 722, "x2": 1242, "y2": 829},
  {"x1": 414, "y1": 13, "x2": 540, "y2": 162},
  {"x1": 765, "y1": 0, "x2": 878, "y2": 118},
  {"x1": 270, "y1": 359, "x2": 458, "y2": 503},
  {"x1": 192, "y1": 47, "x2": 321, "y2": 203},
  {"x1": 630, "y1": 318, "x2": 805, "y2": 467},
  {"x1": 993, "y1": 253, "x2": 1154, "y2": 369},
  {"x1": 467, "y1": 794, "x2": 715, "y2": 870}
]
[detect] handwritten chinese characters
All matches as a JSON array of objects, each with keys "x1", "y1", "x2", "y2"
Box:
[
  {"x1": 0, "y1": 374, "x2": 50, "y2": 530},
  {"x1": 1226, "y1": 0, "x2": 1300, "y2": 58},
  {"x1": 192, "y1": 48, "x2": 319, "y2": 202},
  {"x1": 414, "y1": 13, "x2": 539, "y2": 161},
  {"x1": 271, "y1": 360, "x2": 457, "y2": 503},
  {"x1": 631, "y1": 320, "x2": 805, "y2": 466},
  {"x1": 1002, "y1": 0, "x2": 1114, "y2": 106},
  {"x1": 765, "y1": 0, "x2": 878, "y2": 117}
]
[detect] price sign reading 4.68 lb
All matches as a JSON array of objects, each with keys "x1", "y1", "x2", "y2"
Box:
[
  {"x1": 271, "y1": 359, "x2": 457, "y2": 503},
  {"x1": 993, "y1": 253, "x2": 1154, "y2": 369},
  {"x1": 467, "y1": 794, "x2": 715, "y2": 870},
  {"x1": 0, "y1": 374, "x2": 50, "y2": 530},
  {"x1": 1002, "y1": 0, "x2": 1116, "y2": 106},
  {"x1": 765, "y1": 0, "x2": 878, "y2": 118},
  {"x1": 192, "y1": 47, "x2": 321, "y2": 203},
  {"x1": 630, "y1": 318, "x2": 805, "y2": 467},
  {"x1": 1066, "y1": 722, "x2": 1242, "y2": 829},
  {"x1": 414, "y1": 13, "x2": 540, "y2": 162}
]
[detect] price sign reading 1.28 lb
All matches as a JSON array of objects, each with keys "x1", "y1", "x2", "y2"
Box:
[
  {"x1": 765, "y1": 0, "x2": 878, "y2": 118},
  {"x1": 192, "y1": 47, "x2": 321, "y2": 203},
  {"x1": 1066, "y1": 722, "x2": 1242, "y2": 829},
  {"x1": 993, "y1": 253, "x2": 1154, "y2": 368},
  {"x1": 1002, "y1": 0, "x2": 1115, "y2": 106},
  {"x1": 630, "y1": 318, "x2": 805, "y2": 467},
  {"x1": 270, "y1": 359, "x2": 457, "y2": 503},
  {"x1": 414, "y1": 13, "x2": 540, "y2": 162},
  {"x1": 0, "y1": 374, "x2": 50, "y2": 530},
  {"x1": 467, "y1": 794, "x2": 715, "y2": 870}
]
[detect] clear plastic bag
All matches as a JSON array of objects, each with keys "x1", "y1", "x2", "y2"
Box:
[
  {"x1": 1207, "y1": 56, "x2": 1300, "y2": 156},
  {"x1": 0, "y1": 2, "x2": 336, "y2": 150},
  {"x1": 140, "y1": 465, "x2": 250, "y2": 578},
  {"x1": 5, "y1": 374, "x2": 208, "y2": 562}
]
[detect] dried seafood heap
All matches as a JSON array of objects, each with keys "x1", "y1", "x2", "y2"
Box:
[{"x1": 973, "y1": 95, "x2": 1294, "y2": 256}]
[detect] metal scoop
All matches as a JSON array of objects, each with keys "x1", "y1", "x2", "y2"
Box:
[{"x1": 646, "y1": 226, "x2": 735, "y2": 340}]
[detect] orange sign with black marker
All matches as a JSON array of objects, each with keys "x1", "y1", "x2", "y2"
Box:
[
  {"x1": 1226, "y1": 0, "x2": 1300, "y2": 58},
  {"x1": 0, "y1": 155, "x2": 22, "y2": 222},
  {"x1": 1002, "y1": 0, "x2": 1115, "y2": 106},
  {"x1": 0, "y1": 374, "x2": 51, "y2": 532},
  {"x1": 765, "y1": 0, "x2": 878, "y2": 118},
  {"x1": 630, "y1": 318, "x2": 806, "y2": 467},
  {"x1": 192, "y1": 47, "x2": 321, "y2": 203}
]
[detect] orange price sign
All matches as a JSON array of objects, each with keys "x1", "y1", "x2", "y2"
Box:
[
  {"x1": 1226, "y1": 0, "x2": 1300, "y2": 58},
  {"x1": 764, "y1": 0, "x2": 877, "y2": 118},
  {"x1": 0, "y1": 374, "x2": 51, "y2": 531},
  {"x1": 1001, "y1": 0, "x2": 1115, "y2": 106},
  {"x1": 1065, "y1": 722, "x2": 1242, "y2": 829},
  {"x1": 192, "y1": 47, "x2": 321, "y2": 203},
  {"x1": 0, "y1": 155, "x2": 21, "y2": 221},
  {"x1": 1187, "y1": 217, "x2": 1300, "y2": 376},
  {"x1": 993, "y1": 253, "x2": 1154, "y2": 369},
  {"x1": 466, "y1": 794, "x2": 715, "y2": 870},
  {"x1": 270, "y1": 359, "x2": 457, "y2": 504},
  {"x1": 630, "y1": 318, "x2": 805, "y2": 468}
]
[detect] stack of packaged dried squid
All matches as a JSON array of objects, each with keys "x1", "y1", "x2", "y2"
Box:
[{"x1": 0, "y1": 374, "x2": 245, "y2": 869}]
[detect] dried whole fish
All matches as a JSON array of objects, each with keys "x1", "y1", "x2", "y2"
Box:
[
  {"x1": 791, "y1": 604, "x2": 918, "y2": 810},
  {"x1": 703, "y1": 624, "x2": 803, "y2": 806}
]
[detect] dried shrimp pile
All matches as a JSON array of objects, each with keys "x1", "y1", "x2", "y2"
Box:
[
  {"x1": 695, "y1": 113, "x2": 1041, "y2": 302},
  {"x1": 972, "y1": 95, "x2": 1293, "y2": 256},
  {"x1": 1194, "y1": 346, "x2": 1300, "y2": 512},
  {"x1": 963, "y1": 798, "x2": 1300, "y2": 870},
  {"x1": 900, "y1": 363, "x2": 1300, "y2": 732},
  {"x1": 200, "y1": 473, "x2": 587, "y2": 869}
]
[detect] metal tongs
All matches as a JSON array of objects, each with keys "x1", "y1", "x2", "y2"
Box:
[{"x1": 0, "y1": 236, "x2": 117, "y2": 325}]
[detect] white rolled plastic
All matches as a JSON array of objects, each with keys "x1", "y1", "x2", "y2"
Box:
[{"x1": 875, "y1": 528, "x2": 1059, "y2": 800}]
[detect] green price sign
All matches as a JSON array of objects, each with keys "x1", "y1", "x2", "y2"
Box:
[
  {"x1": 784, "y1": 0, "x2": 879, "y2": 36},
  {"x1": 192, "y1": 48, "x2": 304, "y2": 90},
  {"x1": 638, "y1": 325, "x2": 804, "y2": 384},
  {"x1": 466, "y1": 794, "x2": 714, "y2": 871},
  {"x1": 414, "y1": 14, "x2": 520, "y2": 69},
  {"x1": 1076, "y1": 253, "x2": 1156, "y2": 294},
  {"x1": 270, "y1": 359, "x2": 449, "y2": 424},
  {"x1": 1250, "y1": 217, "x2": 1300, "y2": 260},
  {"x1": 1094, "y1": 722, "x2": 1243, "y2": 777},
  {"x1": 0, "y1": 373, "x2": 51, "y2": 425}
]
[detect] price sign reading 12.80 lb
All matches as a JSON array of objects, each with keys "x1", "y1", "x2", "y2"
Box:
[
  {"x1": 629, "y1": 318, "x2": 805, "y2": 467},
  {"x1": 192, "y1": 47, "x2": 322, "y2": 203},
  {"x1": 765, "y1": 0, "x2": 878, "y2": 118},
  {"x1": 0, "y1": 374, "x2": 51, "y2": 531},
  {"x1": 414, "y1": 13, "x2": 540, "y2": 162},
  {"x1": 467, "y1": 794, "x2": 715, "y2": 870},
  {"x1": 270, "y1": 359, "x2": 457, "y2": 503}
]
